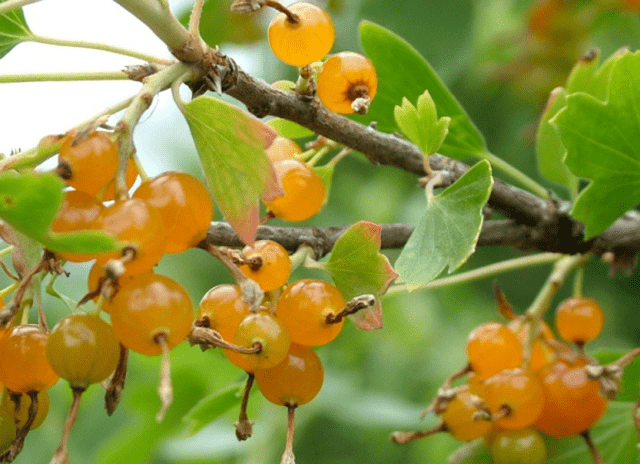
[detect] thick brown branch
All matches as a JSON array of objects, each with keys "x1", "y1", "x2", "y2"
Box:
[{"x1": 203, "y1": 217, "x2": 640, "y2": 260}]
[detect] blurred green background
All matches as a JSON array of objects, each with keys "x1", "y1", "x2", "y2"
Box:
[{"x1": 11, "y1": 0, "x2": 640, "y2": 462}]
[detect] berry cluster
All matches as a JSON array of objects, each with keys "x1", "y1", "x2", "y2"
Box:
[
  {"x1": 266, "y1": 1, "x2": 377, "y2": 114},
  {"x1": 392, "y1": 295, "x2": 610, "y2": 463},
  {"x1": 197, "y1": 239, "x2": 352, "y2": 461}
]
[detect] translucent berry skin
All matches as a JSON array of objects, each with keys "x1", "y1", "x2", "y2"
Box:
[
  {"x1": 266, "y1": 137, "x2": 303, "y2": 162},
  {"x1": 109, "y1": 273, "x2": 194, "y2": 356},
  {"x1": 268, "y1": 2, "x2": 335, "y2": 67},
  {"x1": 50, "y1": 190, "x2": 104, "y2": 262},
  {"x1": 440, "y1": 385, "x2": 493, "y2": 442},
  {"x1": 2, "y1": 390, "x2": 49, "y2": 430},
  {"x1": 0, "y1": 325, "x2": 59, "y2": 392},
  {"x1": 317, "y1": 52, "x2": 378, "y2": 114},
  {"x1": 481, "y1": 368, "x2": 544, "y2": 430},
  {"x1": 58, "y1": 131, "x2": 119, "y2": 196},
  {"x1": 133, "y1": 172, "x2": 213, "y2": 254},
  {"x1": 555, "y1": 297, "x2": 604, "y2": 345},
  {"x1": 255, "y1": 343, "x2": 323, "y2": 407},
  {"x1": 46, "y1": 313, "x2": 120, "y2": 388},
  {"x1": 276, "y1": 279, "x2": 345, "y2": 346},
  {"x1": 489, "y1": 428, "x2": 546, "y2": 464},
  {"x1": 239, "y1": 240, "x2": 292, "y2": 292},
  {"x1": 466, "y1": 323, "x2": 524, "y2": 379},
  {"x1": 197, "y1": 284, "x2": 250, "y2": 340},
  {"x1": 0, "y1": 407, "x2": 15, "y2": 452},
  {"x1": 535, "y1": 359, "x2": 608, "y2": 436},
  {"x1": 95, "y1": 198, "x2": 167, "y2": 276},
  {"x1": 264, "y1": 159, "x2": 326, "y2": 222},
  {"x1": 226, "y1": 313, "x2": 291, "y2": 372}
]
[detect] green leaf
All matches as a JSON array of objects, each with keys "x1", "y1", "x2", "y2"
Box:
[
  {"x1": 545, "y1": 402, "x2": 637, "y2": 464},
  {"x1": 182, "y1": 383, "x2": 243, "y2": 434},
  {"x1": 359, "y1": 21, "x2": 487, "y2": 159},
  {"x1": 536, "y1": 87, "x2": 577, "y2": 192},
  {"x1": 0, "y1": 171, "x2": 118, "y2": 254},
  {"x1": 267, "y1": 118, "x2": 315, "y2": 139},
  {"x1": 326, "y1": 221, "x2": 399, "y2": 330},
  {"x1": 313, "y1": 164, "x2": 334, "y2": 206},
  {"x1": 395, "y1": 161, "x2": 493, "y2": 289},
  {"x1": 566, "y1": 48, "x2": 624, "y2": 100},
  {"x1": 394, "y1": 91, "x2": 451, "y2": 156},
  {"x1": 553, "y1": 50, "x2": 640, "y2": 238},
  {"x1": 181, "y1": 96, "x2": 280, "y2": 245},
  {"x1": 0, "y1": 0, "x2": 31, "y2": 60},
  {"x1": 592, "y1": 349, "x2": 640, "y2": 402},
  {"x1": 536, "y1": 49, "x2": 624, "y2": 194}
]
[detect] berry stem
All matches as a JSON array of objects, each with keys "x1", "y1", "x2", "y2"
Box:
[
  {"x1": 265, "y1": 0, "x2": 299, "y2": 23},
  {"x1": 482, "y1": 151, "x2": 550, "y2": 199},
  {"x1": 25, "y1": 34, "x2": 172, "y2": 64},
  {"x1": 155, "y1": 333, "x2": 173, "y2": 422},
  {"x1": 49, "y1": 387, "x2": 84, "y2": 464},
  {"x1": 188, "y1": 0, "x2": 206, "y2": 35},
  {"x1": 0, "y1": 246, "x2": 13, "y2": 259},
  {"x1": 188, "y1": 325, "x2": 263, "y2": 354},
  {"x1": 386, "y1": 252, "x2": 563, "y2": 295},
  {"x1": 0, "y1": 71, "x2": 129, "y2": 83},
  {"x1": 0, "y1": 252, "x2": 48, "y2": 328},
  {"x1": 281, "y1": 404, "x2": 297, "y2": 464},
  {"x1": 326, "y1": 295, "x2": 376, "y2": 324},
  {"x1": 573, "y1": 263, "x2": 585, "y2": 297},
  {"x1": 580, "y1": 430, "x2": 604, "y2": 464},
  {"x1": 114, "y1": 61, "x2": 192, "y2": 198},
  {"x1": 235, "y1": 373, "x2": 255, "y2": 441},
  {"x1": 288, "y1": 244, "x2": 315, "y2": 272},
  {"x1": 105, "y1": 344, "x2": 129, "y2": 416},
  {"x1": 326, "y1": 146, "x2": 352, "y2": 168},
  {"x1": 0, "y1": 282, "x2": 18, "y2": 302},
  {"x1": 390, "y1": 422, "x2": 447, "y2": 444}
]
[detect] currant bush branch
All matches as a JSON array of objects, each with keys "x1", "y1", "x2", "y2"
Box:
[
  {"x1": 24, "y1": 34, "x2": 172, "y2": 64},
  {"x1": 0, "y1": 0, "x2": 41, "y2": 15}
]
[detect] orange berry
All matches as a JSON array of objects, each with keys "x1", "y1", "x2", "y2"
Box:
[
  {"x1": 95, "y1": 198, "x2": 167, "y2": 275},
  {"x1": 535, "y1": 358, "x2": 608, "y2": 436},
  {"x1": 440, "y1": 385, "x2": 493, "y2": 442},
  {"x1": 266, "y1": 137, "x2": 303, "y2": 162},
  {"x1": 508, "y1": 320, "x2": 555, "y2": 371},
  {"x1": 255, "y1": 343, "x2": 323, "y2": 407},
  {"x1": 268, "y1": 2, "x2": 335, "y2": 67},
  {"x1": 46, "y1": 313, "x2": 120, "y2": 388},
  {"x1": 481, "y1": 368, "x2": 544, "y2": 430},
  {"x1": 101, "y1": 158, "x2": 139, "y2": 201},
  {"x1": 133, "y1": 171, "x2": 213, "y2": 254},
  {"x1": 276, "y1": 279, "x2": 345, "y2": 346},
  {"x1": 50, "y1": 190, "x2": 103, "y2": 262},
  {"x1": 0, "y1": 325, "x2": 59, "y2": 392},
  {"x1": 58, "y1": 132, "x2": 119, "y2": 196},
  {"x1": 109, "y1": 273, "x2": 194, "y2": 356},
  {"x1": 316, "y1": 52, "x2": 378, "y2": 114},
  {"x1": 467, "y1": 323, "x2": 523, "y2": 379},
  {"x1": 555, "y1": 297, "x2": 604, "y2": 345},
  {"x1": 197, "y1": 284, "x2": 250, "y2": 341},
  {"x1": 225, "y1": 312, "x2": 291, "y2": 372},
  {"x1": 264, "y1": 159, "x2": 325, "y2": 222},
  {"x1": 239, "y1": 240, "x2": 292, "y2": 292}
]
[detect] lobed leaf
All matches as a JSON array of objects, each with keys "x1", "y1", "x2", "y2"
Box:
[
  {"x1": 553, "y1": 51, "x2": 640, "y2": 238},
  {"x1": 0, "y1": 0, "x2": 31, "y2": 60},
  {"x1": 359, "y1": 21, "x2": 487, "y2": 160},
  {"x1": 395, "y1": 161, "x2": 493, "y2": 290},
  {"x1": 181, "y1": 96, "x2": 280, "y2": 245},
  {"x1": 394, "y1": 91, "x2": 451, "y2": 157},
  {"x1": 536, "y1": 48, "x2": 623, "y2": 194},
  {"x1": 326, "y1": 221, "x2": 398, "y2": 331}
]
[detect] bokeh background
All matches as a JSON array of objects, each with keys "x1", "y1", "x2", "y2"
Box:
[{"x1": 2, "y1": 0, "x2": 640, "y2": 462}]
